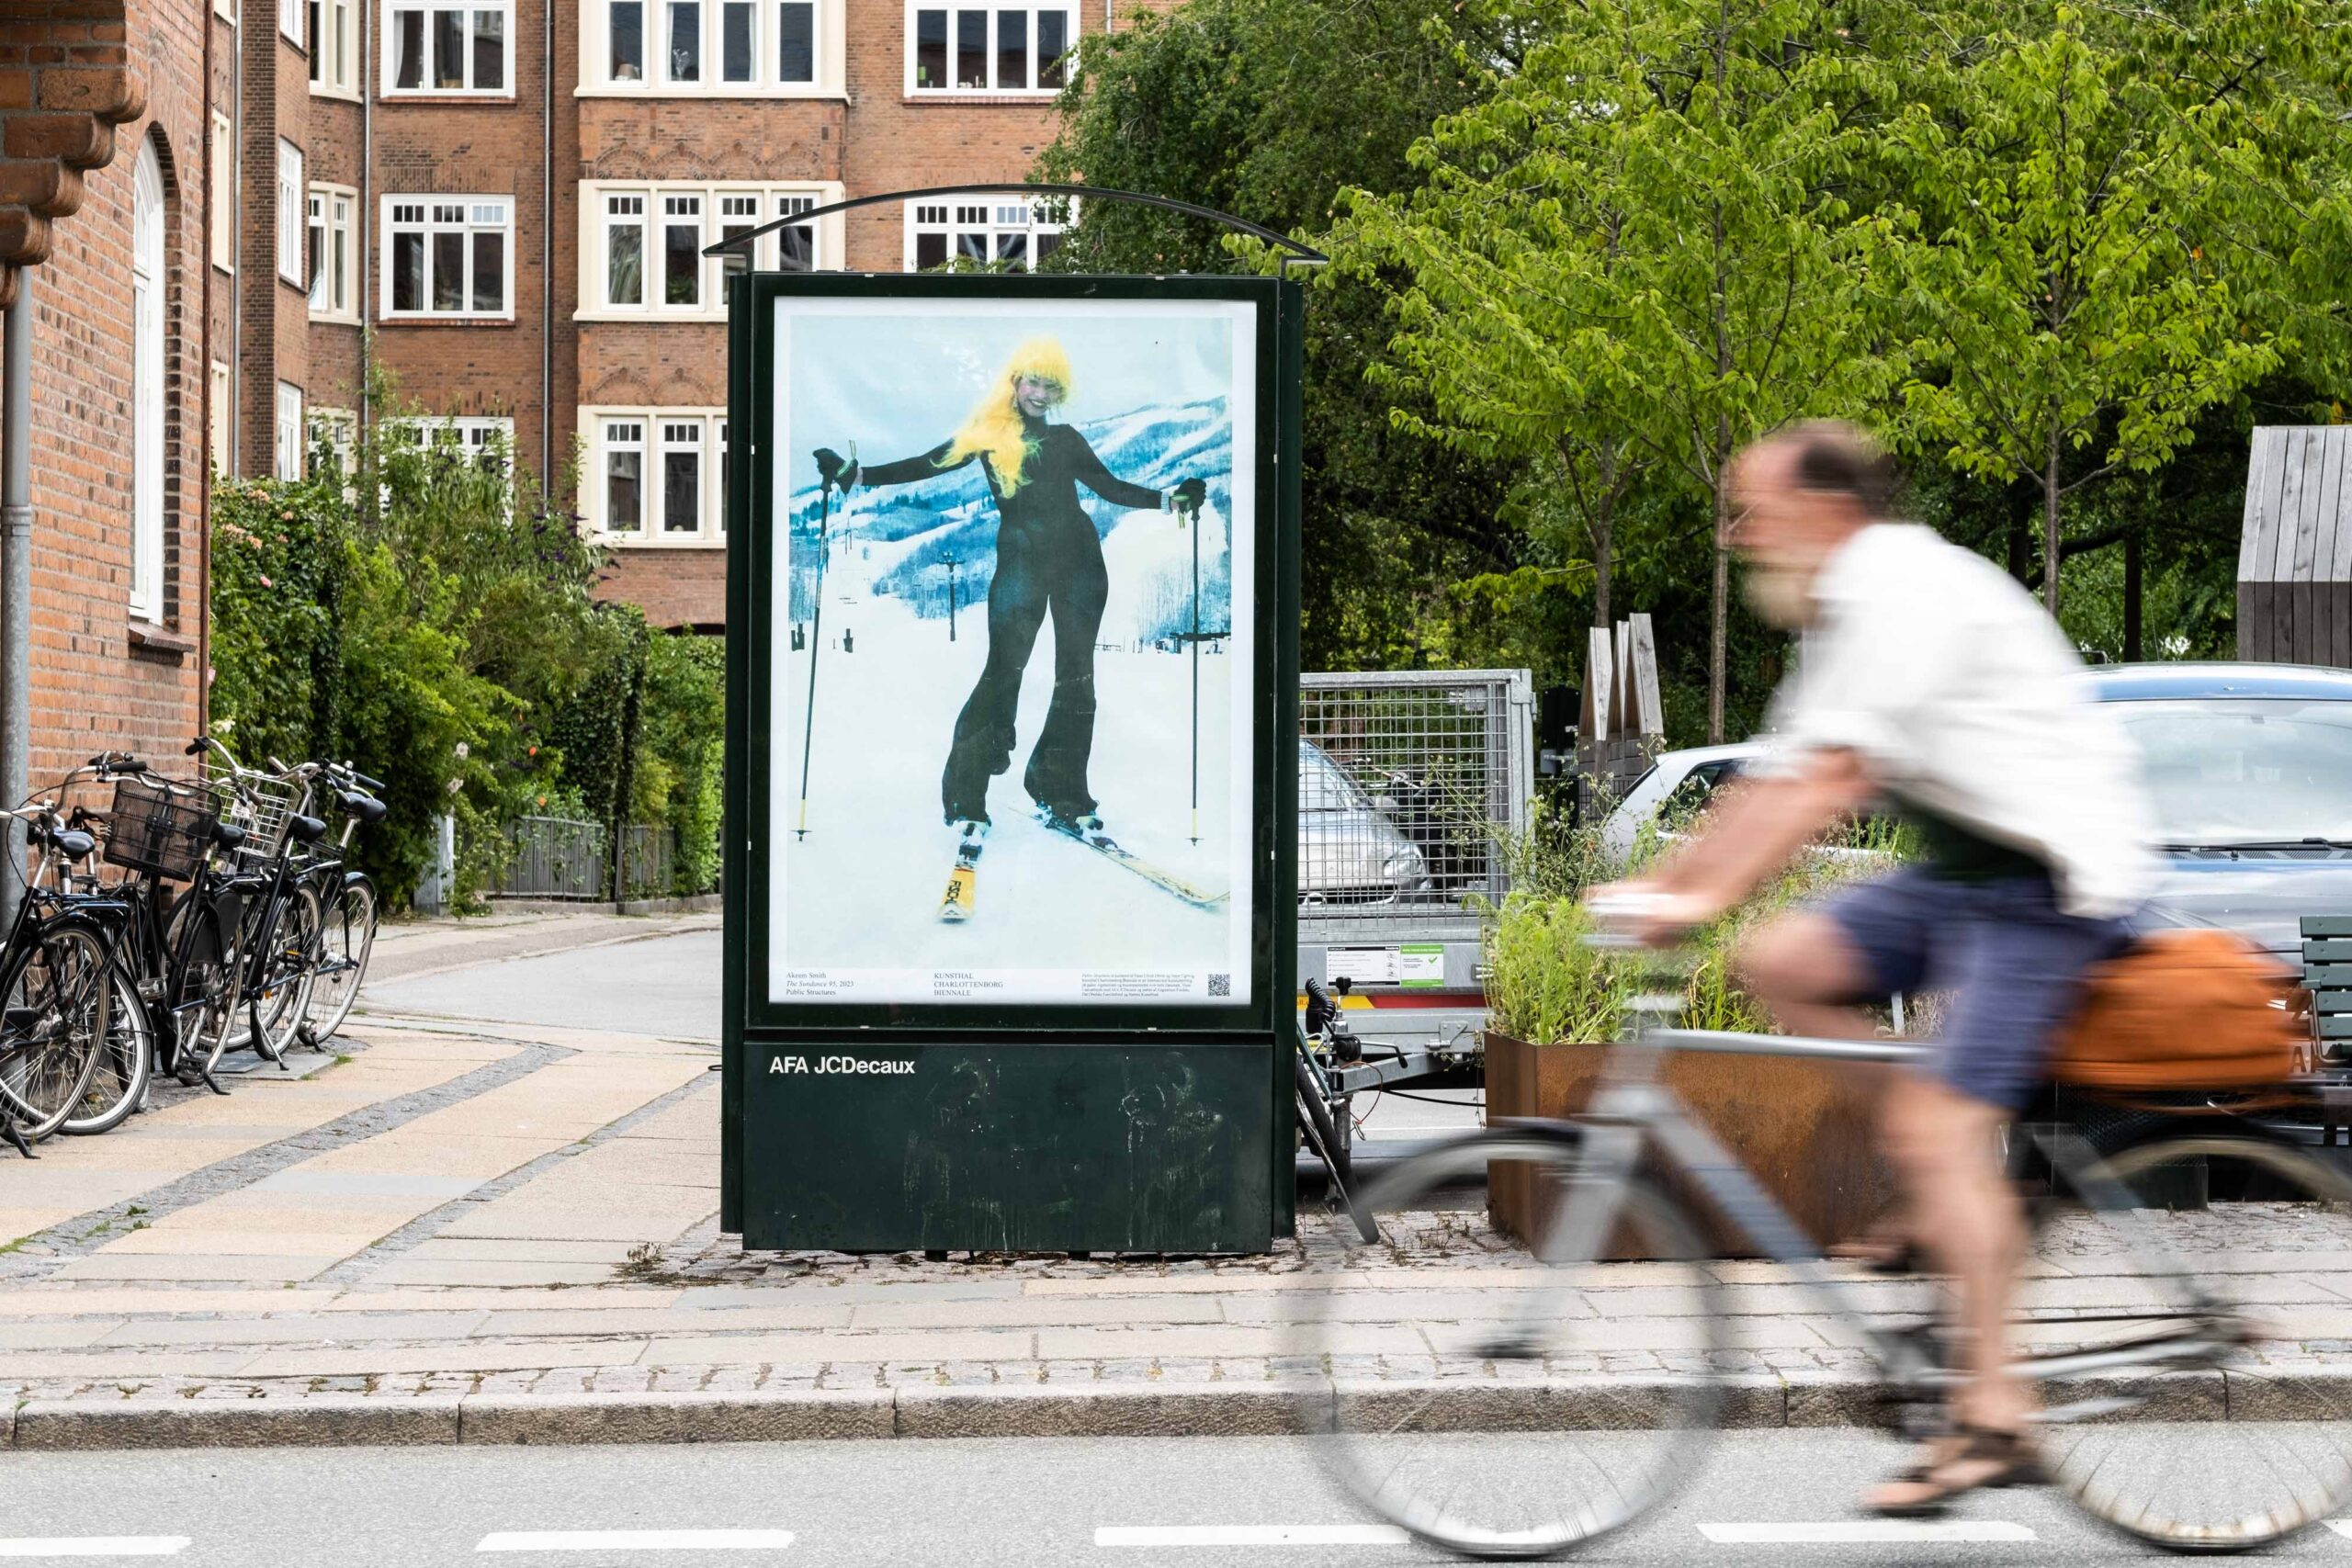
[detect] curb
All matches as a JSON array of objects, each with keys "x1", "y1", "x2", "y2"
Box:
[{"x1": 8, "y1": 1367, "x2": 2343, "y2": 1449}]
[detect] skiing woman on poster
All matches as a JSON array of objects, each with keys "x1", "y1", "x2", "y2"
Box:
[{"x1": 813, "y1": 336, "x2": 1205, "y2": 919}]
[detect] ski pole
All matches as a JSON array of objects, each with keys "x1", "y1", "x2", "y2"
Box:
[
  {"x1": 1184, "y1": 493, "x2": 1201, "y2": 845},
  {"x1": 795, "y1": 441, "x2": 852, "y2": 840}
]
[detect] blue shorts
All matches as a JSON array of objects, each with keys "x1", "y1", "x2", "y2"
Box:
[{"x1": 1818, "y1": 866, "x2": 2134, "y2": 1111}]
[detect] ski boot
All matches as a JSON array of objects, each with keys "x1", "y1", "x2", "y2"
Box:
[{"x1": 940, "y1": 818, "x2": 989, "y2": 922}]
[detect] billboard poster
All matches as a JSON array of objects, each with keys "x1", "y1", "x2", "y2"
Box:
[{"x1": 767, "y1": 295, "x2": 1259, "y2": 1007}]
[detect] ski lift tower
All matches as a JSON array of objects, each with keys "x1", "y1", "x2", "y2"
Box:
[{"x1": 713, "y1": 187, "x2": 1312, "y2": 1254}]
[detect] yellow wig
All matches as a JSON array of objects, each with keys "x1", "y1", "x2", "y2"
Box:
[{"x1": 940, "y1": 336, "x2": 1075, "y2": 497}]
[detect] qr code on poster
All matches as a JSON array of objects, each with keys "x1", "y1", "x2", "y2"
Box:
[{"x1": 1207, "y1": 973, "x2": 1232, "y2": 998}]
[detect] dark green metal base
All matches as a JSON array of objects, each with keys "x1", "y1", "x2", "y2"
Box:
[{"x1": 740, "y1": 1039, "x2": 1276, "y2": 1255}]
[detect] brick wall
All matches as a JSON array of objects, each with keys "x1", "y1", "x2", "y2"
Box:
[{"x1": 15, "y1": 0, "x2": 213, "y2": 779}]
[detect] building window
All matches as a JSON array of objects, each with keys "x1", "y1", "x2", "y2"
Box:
[
  {"x1": 280, "y1": 0, "x2": 303, "y2": 46},
  {"x1": 210, "y1": 362, "x2": 232, "y2": 480},
  {"x1": 132, "y1": 143, "x2": 165, "y2": 623},
  {"x1": 386, "y1": 413, "x2": 512, "y2": 475},
  {"x1": 209, "y1": 113, "x2": 234, "y2": 273},
  {"x1": 276, "y1": 383, "x2": 304, "y2": 482},
  {"x1": 387, "y1": 0, "x2": 512, "y2": 93},
  {"x1": 277, "y1": 141, "x2": 304, "y2": 285},
  {"x1": 307, "y1": 408, "x2": 358, "y2": 477},
  {"x1": 311, "y1": 0, "x2": 356, "y2": 93},
  {"x1": 603, "y1": 420, "x2": 644, "y2": 535},
  {"x1": 586, "y1": 411, "x2": 727, "y2": 540},
  {"x1": 308, "y1": 186, "x2": 356, "y2": 320},
  {"x1": 906, "y1": 195, "x2": 1067, "y2": 272},
  {"x1": 586, "y1": 183, "x2": 831, "y2": 318},
  {"x1": 908, "y1": 3, "x2": 1069, "y2": 93},
  {"x1": 587, "y1": 0, "x2": 822, "y2": 91},
  {"x1": 383, "y1": 196, "x2": 513, "y2": 319}
]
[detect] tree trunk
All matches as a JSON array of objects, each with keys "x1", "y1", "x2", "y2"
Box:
[
  {"x1": 2043, "y1": 422, "x2": 2063, "y2": 616},
  {"x1": 2123, "y1": 527, "x2": 2143, "y2": 662},
  {"x1": 1591, "y1": 440, "x2": 1616, "y2": 629},
  {"x1": 1709, "y1": 446, "x2": 1729, "y2": 744}
]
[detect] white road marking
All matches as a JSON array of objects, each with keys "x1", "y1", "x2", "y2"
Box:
[
  {"x1": 2326, "y1": 1519, "x2": 2352, "y2": 1537},
  {"x1": 476, "y1": 1531, "x2": 794, "y2": 1553},
  {"x1": 1095, "y1": 1526, "x2": 1413, "y2": 1547},
  {"x1": 0, "y1": 1543, "x2": 189, "y2": 1559},
  {"x1": 1700, "y1": 1522, "x2": 2036, "y2": 1543}
]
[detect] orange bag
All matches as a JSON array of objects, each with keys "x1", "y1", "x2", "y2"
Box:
[{"x1": 2052, "y1": 928, "x2": 2304, "y2": 1091}]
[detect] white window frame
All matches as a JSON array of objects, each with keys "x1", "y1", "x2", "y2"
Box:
[
  {"x1": 217, "y1": 0, "x2": 237, "y2": 22},
  {"x1": 578, "y1": 181, "x2": 840, "y2": 321},
  {"x1": 380, "y1": 195, "x2": 515, "y2": 321},
  {"x1": 904, "y1": 2, "x2": 1073, "y2": 96},
  {"x1": 276, "y1": 382, "x2": 304, "y2": 482},
  {"x1": 279, "y1": 0, "x2": 304, "y2": 47},
  {"x1": 903, "y1": 193, "x2": 1069, "y2": 273},
  {"x1": 310, "y1": 0, "x2": 358, "y2": 96},
  {"x1": 308, "y1": 184, "x2": 357, "y2": 320},
  {"x1": 209, "y1": 113, "x2": 234, "y2": 273},
  {"x1": 277, "y1": 140, "x2": 304, "y2": 285},
  {"x1": 210, "y1": 362, "x2": 233, "y2": 481},
  {"x1": 579, "y1": 407, "x2": 728, "y2": 543},
  {"x1": 307, "y1": 407, "x2": 358, "y2": 477},
  {"x1": 579, "y1": 0, "x2": 839, "y2": 95},
  {"x1": 131, "y1": 143, "x2": 166, "y2": 623},
  {"x1": 384, "y1": 0, "x2": 515, "y2": 96}
]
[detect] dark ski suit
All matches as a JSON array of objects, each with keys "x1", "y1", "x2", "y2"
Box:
[{"x1": 859, "y1": 416, "x2": 1161, "y2": 824}]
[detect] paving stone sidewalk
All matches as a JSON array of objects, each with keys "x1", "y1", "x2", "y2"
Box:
[{"x1": 0, "y1": 1011, "x2": 2346, "y2": 1449}]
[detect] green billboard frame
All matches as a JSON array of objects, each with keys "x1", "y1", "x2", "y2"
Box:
[{"x1": 719, "y1": 270, "x2": 1304, "y2": 1253}]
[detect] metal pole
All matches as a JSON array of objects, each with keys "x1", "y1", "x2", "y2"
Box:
[{"x1": 1, "y1": 274, "x2": 32, "y2": 929}]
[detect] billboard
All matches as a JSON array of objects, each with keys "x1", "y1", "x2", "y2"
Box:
[{"x1": 766, "y1": 294, "x2": 1260, "y2": 1007}]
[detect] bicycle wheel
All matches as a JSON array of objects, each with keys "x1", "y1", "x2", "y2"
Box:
[
  {"x1": 1293, "y1": 1129, "x2": 1724, "y2": 1557},
  {"x1": 299, "y1": 875, "x2": 375, "y2": 1042},
  {"x1": 0, "y1": 921, "x2": 116, "y2": 1141},
  {"x1": 247, "y1": 884, "x2": 320, "y2": 1064},
  {"x1": 60, "y1": 947, "x2": 152, "y2": 1134},
  {"x1": 2024, "y1": 1131, "x2": 2352, "y2": 1551},
  {"x1": 164, "y1": 887, "x2": 252, "y2": 1061}
]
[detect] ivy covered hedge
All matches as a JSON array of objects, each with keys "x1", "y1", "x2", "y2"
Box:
[{"x1": 209, "y1": 377, "x2": 724, "y2": 910}]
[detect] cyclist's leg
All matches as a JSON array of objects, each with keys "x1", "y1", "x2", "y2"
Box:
[
  {"x1": 1869, "y1": 882, "x2": 2130, "y2": 1482},
  {"x1": 1735, "y1": 865, "x2": 1935, "y2": 1040}
]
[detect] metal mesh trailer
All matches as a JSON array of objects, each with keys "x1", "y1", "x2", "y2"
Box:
[{"x1": 1297, "y1": 669, "x2": 1533, "y2": 1052}]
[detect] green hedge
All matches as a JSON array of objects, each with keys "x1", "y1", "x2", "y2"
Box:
[{"x1": 209, "y1": 381, "x2": 724, "y2": 909}]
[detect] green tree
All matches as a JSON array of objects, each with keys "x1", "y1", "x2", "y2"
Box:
[
  {"x1": 1866, "y1": 0, "x2": 2352, "y2": 615},
  {"x1": 1335, "y1": 0, "x2": 1898, "y2": 738},
  {"x1": 1034, "y1": 0, "x2": 1528, "y2": 671}
]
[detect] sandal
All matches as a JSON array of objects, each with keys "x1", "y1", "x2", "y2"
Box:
[
  {"x1": 1862, "y1": 1426, "x2": 2043, "y2": 1517},
  {"x1": 1828, "y1": 1233, "x2": 1919, "y2": 1277}
]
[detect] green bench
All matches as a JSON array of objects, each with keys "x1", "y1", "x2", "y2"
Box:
[{"x1": 2301, "y1": 916, "x2": 2352, "y2": 1146}]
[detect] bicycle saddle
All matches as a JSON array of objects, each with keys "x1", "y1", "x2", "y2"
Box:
[
  {"x1": 210, "y1": 820, "x2": 245, "y2": 851},
  {"x1": 338, "y1": 791, "x2": 388, "y2": 826},
  {"x1": 287, "y1": 814, "x2": 328, "y2": 844},
  {"x1": 51, "y1": 829, "x2": 96, "y2": 861}
]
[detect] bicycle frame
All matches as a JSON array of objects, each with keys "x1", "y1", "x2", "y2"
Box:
[{"x1": 1529, "y1": 1023, "x2": 2243, "y2": 1405}]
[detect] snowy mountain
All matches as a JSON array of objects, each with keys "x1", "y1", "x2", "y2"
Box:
[{"x1": 786, "y1": 398, "x2": 1234, "y2": 643}]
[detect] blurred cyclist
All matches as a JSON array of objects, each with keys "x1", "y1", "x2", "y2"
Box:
[{"x1": 1595, "y1": 422, "x2": 2156, "y2": 1514}]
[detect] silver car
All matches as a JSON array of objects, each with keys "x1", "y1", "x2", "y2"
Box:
[{"x1": 1298, "y1": 740, "x2": 1433, "y2": 908}]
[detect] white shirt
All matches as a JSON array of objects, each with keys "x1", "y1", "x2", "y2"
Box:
[{"x1": 1758, "y1": 522, "x2": 2158, "y2": 918}]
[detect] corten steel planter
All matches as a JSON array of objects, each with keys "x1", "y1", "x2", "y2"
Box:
[{"x1": 1484, "y1": 1032, "x2": 1897, "y2": 1258}]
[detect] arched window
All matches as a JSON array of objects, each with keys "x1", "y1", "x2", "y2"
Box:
[{"x1": 130, "y1": 139, "x2": 165, "y2": 623}]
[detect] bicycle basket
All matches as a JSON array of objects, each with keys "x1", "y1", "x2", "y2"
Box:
[
  {"x1": 102, "y1": 773, "x2": 220, "y2": 882},
  {"x1": 217, "y1": 773, "x2": 300, "y2": 858}
]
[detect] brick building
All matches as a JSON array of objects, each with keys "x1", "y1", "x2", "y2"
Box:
[
  {"x1": 223, "y1": 0, "x2": 1174, "y2": 633},
  {"x1": 0, "y1": 0, "x2": 213, "y2": 779}
]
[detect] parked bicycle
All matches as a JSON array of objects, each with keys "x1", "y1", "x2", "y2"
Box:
[
  {"x1": 0, "y1": 795, "x2": 141, "y2": 1152},
  {"x1": 1292, "y1": 935, "x2": 2352, "y2": 1557}
]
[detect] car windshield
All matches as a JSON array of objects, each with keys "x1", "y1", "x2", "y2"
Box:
[
  {"x1": 1298, "y1": 742, "x2": 1375, "y2": 814},
  {"x1": 2109, "y1": 697, "x2": 2352, "y2": 844}
]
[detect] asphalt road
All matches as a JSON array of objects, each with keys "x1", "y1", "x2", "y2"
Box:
[{"x1": 5, "y1": 1430, "x2": 2342, "y2": 1566}]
